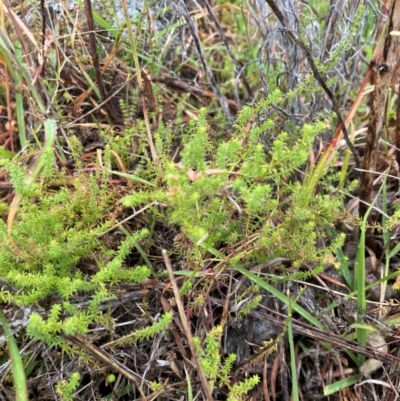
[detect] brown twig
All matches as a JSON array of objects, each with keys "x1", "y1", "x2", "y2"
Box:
[
  {"x1": 162, "y1": 249, "x2": 213, "y2": 401},
  {"x1": 63, "y1": 334, "x2": 150, "y2": 400}
]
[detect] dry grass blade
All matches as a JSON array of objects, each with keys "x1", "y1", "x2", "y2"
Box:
[
  {"x1": 162, "y1": 249, "x2": 213, "y2": 401},
  {"x1": 251, "y1": 307, "x2": 399, "y2": 365},
  {"x1": 62, "y1": 334, "x2": 150, "y2": 400}
]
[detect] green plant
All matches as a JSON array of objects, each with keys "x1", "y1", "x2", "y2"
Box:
[
  {"x1": 106, "y1": 312, "x2": 173, "y2": 346},
  {"x1": 124, "y1": 95, "x2": 346, "y2": 272},
  {"x1": 0, "y1": 141, "x2": 151, "y2": 344},
  {"x1": 0, "y1": 0, "x2": 394, "y2": 398},
  {"x1": 194, "y1": 325, "x2": 260, "y2": 400},
  {"x1": 56, "y1": 372, "x2": 80, "y2": 401},
  {"x1": 0, "y1": 78, "x2": 351, "y2": 399}
]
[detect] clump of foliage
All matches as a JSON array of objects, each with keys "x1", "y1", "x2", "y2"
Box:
[
  {"x1": 0, "y1": 141, "x2": 151, "y2": 344},
  {"x1": 194, "y1": 325, "x2": 260, "y2": 401},
  {"x1": 0, "y1": 92, "x2": 346, "y2": 401},
  {"x1": 0, "y1": 5, "x2": 365, "y2": 399},
  {"x1": 0, "y1": 83, "x2": 348, "y2": 401},
  {"x1": 56, "y1": 373, "x2": 81, "y2": 401},
  {"x1": 124, "y1": 92, "x2": 345, "y2": 277}
]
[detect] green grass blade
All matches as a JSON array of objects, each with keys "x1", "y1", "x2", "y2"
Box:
[
  {"x1": 185, "y1": 366, "x2": 193, "y2": 401},
  {"x1": 109, "y1": 170, "x2": 156, "y2": 186},
  {"x1": 323, "y1": 374, "x2": 362, "y2": 395},
  {"x1": 355, "y1": 213, "x2": 367, "y2": 365},
  {"x1": 382, "y1": 178, "x2": 390, "y2": 300},
  {"x1": 233, "y1": 263, "x2": 326, "y2": 330},
  {"x1": 325, "y1": 268, "x2": 400, "y2": 312},
  {"x1": 355, "y1": 189, "x2": 382, "y2": 365},
  {"x1": 0, "y1": 310, "x2": 28, "y2": 401},
  {"x1": 29, "y1": 119, "x2": 57, "y2": 184},
  {"x1": 388, "y1": 242, "x2": 400, "y2": 259},
  {"x1": 287, "y1": 297, "x2": 299, "y2": 401},
  {"x1": 200, "y1": 243, "x2": 327, "y2": 330}
]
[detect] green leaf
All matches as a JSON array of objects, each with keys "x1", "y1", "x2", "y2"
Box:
[
  {"x1": 109, "y1": 170, "x2": 155, "y2": 186},
  {"x1": 324, "y1": 374, "x2": 362, "y2": 395}
]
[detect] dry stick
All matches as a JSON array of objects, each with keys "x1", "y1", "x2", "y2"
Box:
[
  {"x1": 162, "y1": 249, "x2": 213, "y2": 401},
  {"x1": 83, "y1": 0, "x2": 117, "y2": 124},
  {"x1": 278, "y1": 337, "x2": 289, "y2": 401},
  {"x1": 264, "y1": 0, "x2": 360, "y2": 169},
  {"x1": 63, "y1": 334, "x2": 149, "y2": 400},
  {"x1": 175, "y1": 0, "x2": 234, "y2": 124},
  {"x1": 359, "y1": 0, "x2": 400, "y2": 220}
]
